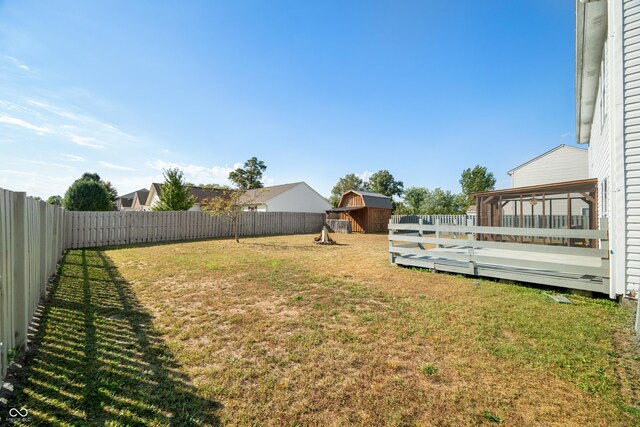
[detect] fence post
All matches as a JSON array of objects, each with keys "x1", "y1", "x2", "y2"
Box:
[
  {"x1": 436, "y1": 218, "x2": 442, "y2": 248},
  {"x1": 389, "y1": 221, "x2": 395, "y2": 264},
  {"x1": 39, "y1": 202, "x2": 47, "y2": 298},
  {"x1": 418, "y1": 218, "x2": 425, "y2": 250},
  {"x1": 467, "y1": 233, "x2": 476, "y2": 274},
  {"x1": 12, "y1": 192, "x2": 28, "y2": 348}
]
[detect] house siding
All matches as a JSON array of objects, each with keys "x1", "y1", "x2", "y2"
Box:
[
  {"x1": 588, "y1": 39, "x2": 611, "y2": 219},
  {"x1": 512, "y1": 146, "x2": 589, "y2": 188},
  {"x1": 624, "y1": 0, "x2": 640, "y2": 294},
  {"x1": 264, "y1": 183, "x2": 332, "y2": 213}
]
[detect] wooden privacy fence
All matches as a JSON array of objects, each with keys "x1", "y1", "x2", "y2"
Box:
[
  {"x1": 0, "y1": 188, "x2": 65, "y2": 384},
  {"x1": 388, "y1": 218, "x2": 610, "y2": 295},
  {"x1": 64, "y1": 211, "x2": 325, "y2": 248}
]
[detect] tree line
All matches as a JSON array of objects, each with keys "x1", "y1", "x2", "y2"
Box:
[
  {"x1": 42, "y1": 157, "x2": 268, "y2": 212},
  {"x1": 330, "y1": 165, "x2": 496, "y2": 215},
  {"x1": 43, "y1": 156, "x2": 495, "y2": 217}
]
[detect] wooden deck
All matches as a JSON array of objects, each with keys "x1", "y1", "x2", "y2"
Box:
[{"x1": 389, "y1": 219, "x2": 610, "y2": 295}]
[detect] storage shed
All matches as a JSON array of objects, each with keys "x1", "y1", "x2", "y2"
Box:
[{"x1": 327, "y1": 190, "x2": 393, "y2": 233}]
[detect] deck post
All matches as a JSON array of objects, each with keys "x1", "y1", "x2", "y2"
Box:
[
  {"x1": 566, "y1": 192, "x2": 571, "y2": 247},
  {"x1": 467, "y1": 233, "x2": 475, "y2": 274},
  {"x1": 388, "y1": 221, "x2": 395, "y2": 264}
]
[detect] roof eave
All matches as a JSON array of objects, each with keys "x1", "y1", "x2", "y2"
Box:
[{"x1": 575, "y1": 0, "x2": 608, "y2": 145}]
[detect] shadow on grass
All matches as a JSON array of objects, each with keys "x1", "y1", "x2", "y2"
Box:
[{"x1": 10, "y1": 249, "x2": 220, "y2": 426}]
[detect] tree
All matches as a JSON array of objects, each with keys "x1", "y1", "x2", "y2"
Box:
[
  {"x1": 63, "y1": 177, "x2": 112, "y2": 211},
  {"x1": 80, "y1": 172, "x2": 102, "y2": 182},
  {"x1": 47, "y1": 195, "x2": 63, "y2": 206},
  {"x1": 103, "y1": 181, "x2": 118, "y2": 208},
  {"x1": 403, "y1": 186, "x2": 430, "y2": 214},
  {"x1": 423, "y1": 188, "x2": 465, "y2": 215},
  {"x1": 329, "y1": 173, "x2": 366, "y2": 207},
  {"x1": 459, "y1": 165, "x2": 496, "y2": 211},
  {"x1": 73, "y1": 172, "x2": 117, "y2": 209},
  {"x1": 153, "y1": 168, "x2": 195, "y2": 211},
  {"x1": 200, "y1": 183, "x2": 233, "y2": 190},
  {"x1": 228, "y1": 157, "x2": 267, "y2": 190},
  {"x1": 201, "y1": 189, "x2": 262, "y2": 243},
  {"x1": 365, "y1": 170, "x2": 404, "y2": 199}
]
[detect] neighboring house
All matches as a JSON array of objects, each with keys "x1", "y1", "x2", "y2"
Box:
[
  {"x1": 508, "y1": 145, "x2": 588, "y2": 188},
  {"x1": 575, "y1": 0, "x2": 639, "y2": 301},
  {"x1": 327, "y1": 190, "x2": 392, "y2": 233},
  {"x1": 116, "y1": 189, "x2": 148, "y2": 211},
  {"x1": 240, "y1": 182, "x2": 332, "y2": 213},
  {"x1": 116, "y1": 197, "x2": 134, "y2": 211},
  {"x1": 116, "y1": 189, "x2": 149, "y2": 211},
  {"x1": 131, "y1": 189, "x2": 150, "y2": 211},
  {"x1": 144, "y1": 183, "x2": 232, "y2": 211},
  {"x1": 505, "y1": 145, "x2": 589, "y2": 216}
]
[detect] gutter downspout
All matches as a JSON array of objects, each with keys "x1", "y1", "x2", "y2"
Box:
[{"x1": 609, "y1": 0, "x2": 626, "y2": 300}]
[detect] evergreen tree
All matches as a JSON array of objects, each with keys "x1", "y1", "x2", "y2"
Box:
[{"x1": 152, "y1": 168, "x2": 195, "y2": 211}]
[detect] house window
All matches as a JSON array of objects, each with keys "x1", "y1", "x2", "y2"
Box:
[{"x1": 600, "y1": 178, "x2": 609, "y2": 218}]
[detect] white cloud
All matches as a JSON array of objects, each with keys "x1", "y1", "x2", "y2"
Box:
[
  {"x1": 69, "y1": 134, "x2": 105, "y2": 149},
  {"x1": 62, "y1": 154, "x2": 84, "y2": 162},
  {"x1": 99, "y1": 161, "x2": 135, "y2": 171},
  {"x1": 27, "y1": 160, "x2": 75, "y2": 170},
  {"x1": 146, "y1": 159, "x2": 239, "y2": 185},
  {"x1": 0, "y1": 170, "x2": 76, "y2": 199},
  {"x1": 27, "y1": 99, "x2": 132, "y2": 139},
  {"x1": 0, "y1": 115, "x2": 52, "y2": 135},
  {"x1": 0, "y1": 169, "x2": 37, "y2": 176},
  {"x1": 19, "y1": 64, "x2": 30, "y2": 71}
]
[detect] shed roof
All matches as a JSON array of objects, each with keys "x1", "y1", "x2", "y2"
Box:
[
  {"x1": 339, "y1": 190, "x2": 393, "y2": 210},
  {"x1": 327, "y1": 206, "x2": 365, "y2": 213}
]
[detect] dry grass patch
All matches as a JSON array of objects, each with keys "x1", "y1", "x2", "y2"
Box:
[{"x1": 14, "y1": 233, "x2": 640, "y2": 426}]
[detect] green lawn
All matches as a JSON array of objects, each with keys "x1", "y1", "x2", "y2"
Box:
[{"x1": 10, "y1": 233, "x2": 640, "y2": 426}]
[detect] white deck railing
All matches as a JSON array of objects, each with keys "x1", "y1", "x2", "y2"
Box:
[{"x1": 388, "y1": 218, "x2": 610, "y2": 294}]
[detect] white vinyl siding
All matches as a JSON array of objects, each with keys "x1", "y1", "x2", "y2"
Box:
[
  {"x1": 511, "y1": 146, "x2": 589, "y2": 188},
  {"x1": 588, "y1": 39, "x2": 611, "y2": 220},
  {"x1": 509, "y1": 146, "x2": 589, "y2": 216},
  {"x1": 624, "y1": 0, "x2": 640, "y2": 294},
  {"x1": 262, "y1": 183, "x2": 332, "y2": 213}
]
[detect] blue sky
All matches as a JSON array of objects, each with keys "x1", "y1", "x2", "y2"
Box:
[{"x1": 0, "y1": 0, "x2": 577, "y2": 199}]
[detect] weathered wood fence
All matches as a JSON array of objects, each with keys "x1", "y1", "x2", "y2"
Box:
[
  {"x1": 0, "y1": 189, "x2": 65, "y2": 383},
  {"x1": 1, "y1": 186, "x2": 326, "y2": 386},
  {"x1": 64, "y1": 211, "x2": 325, "y2": 249}
]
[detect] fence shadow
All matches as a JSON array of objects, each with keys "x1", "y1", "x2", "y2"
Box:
[{"x1": 10, "y1": 248, "x2": 221, "y2": 426}]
